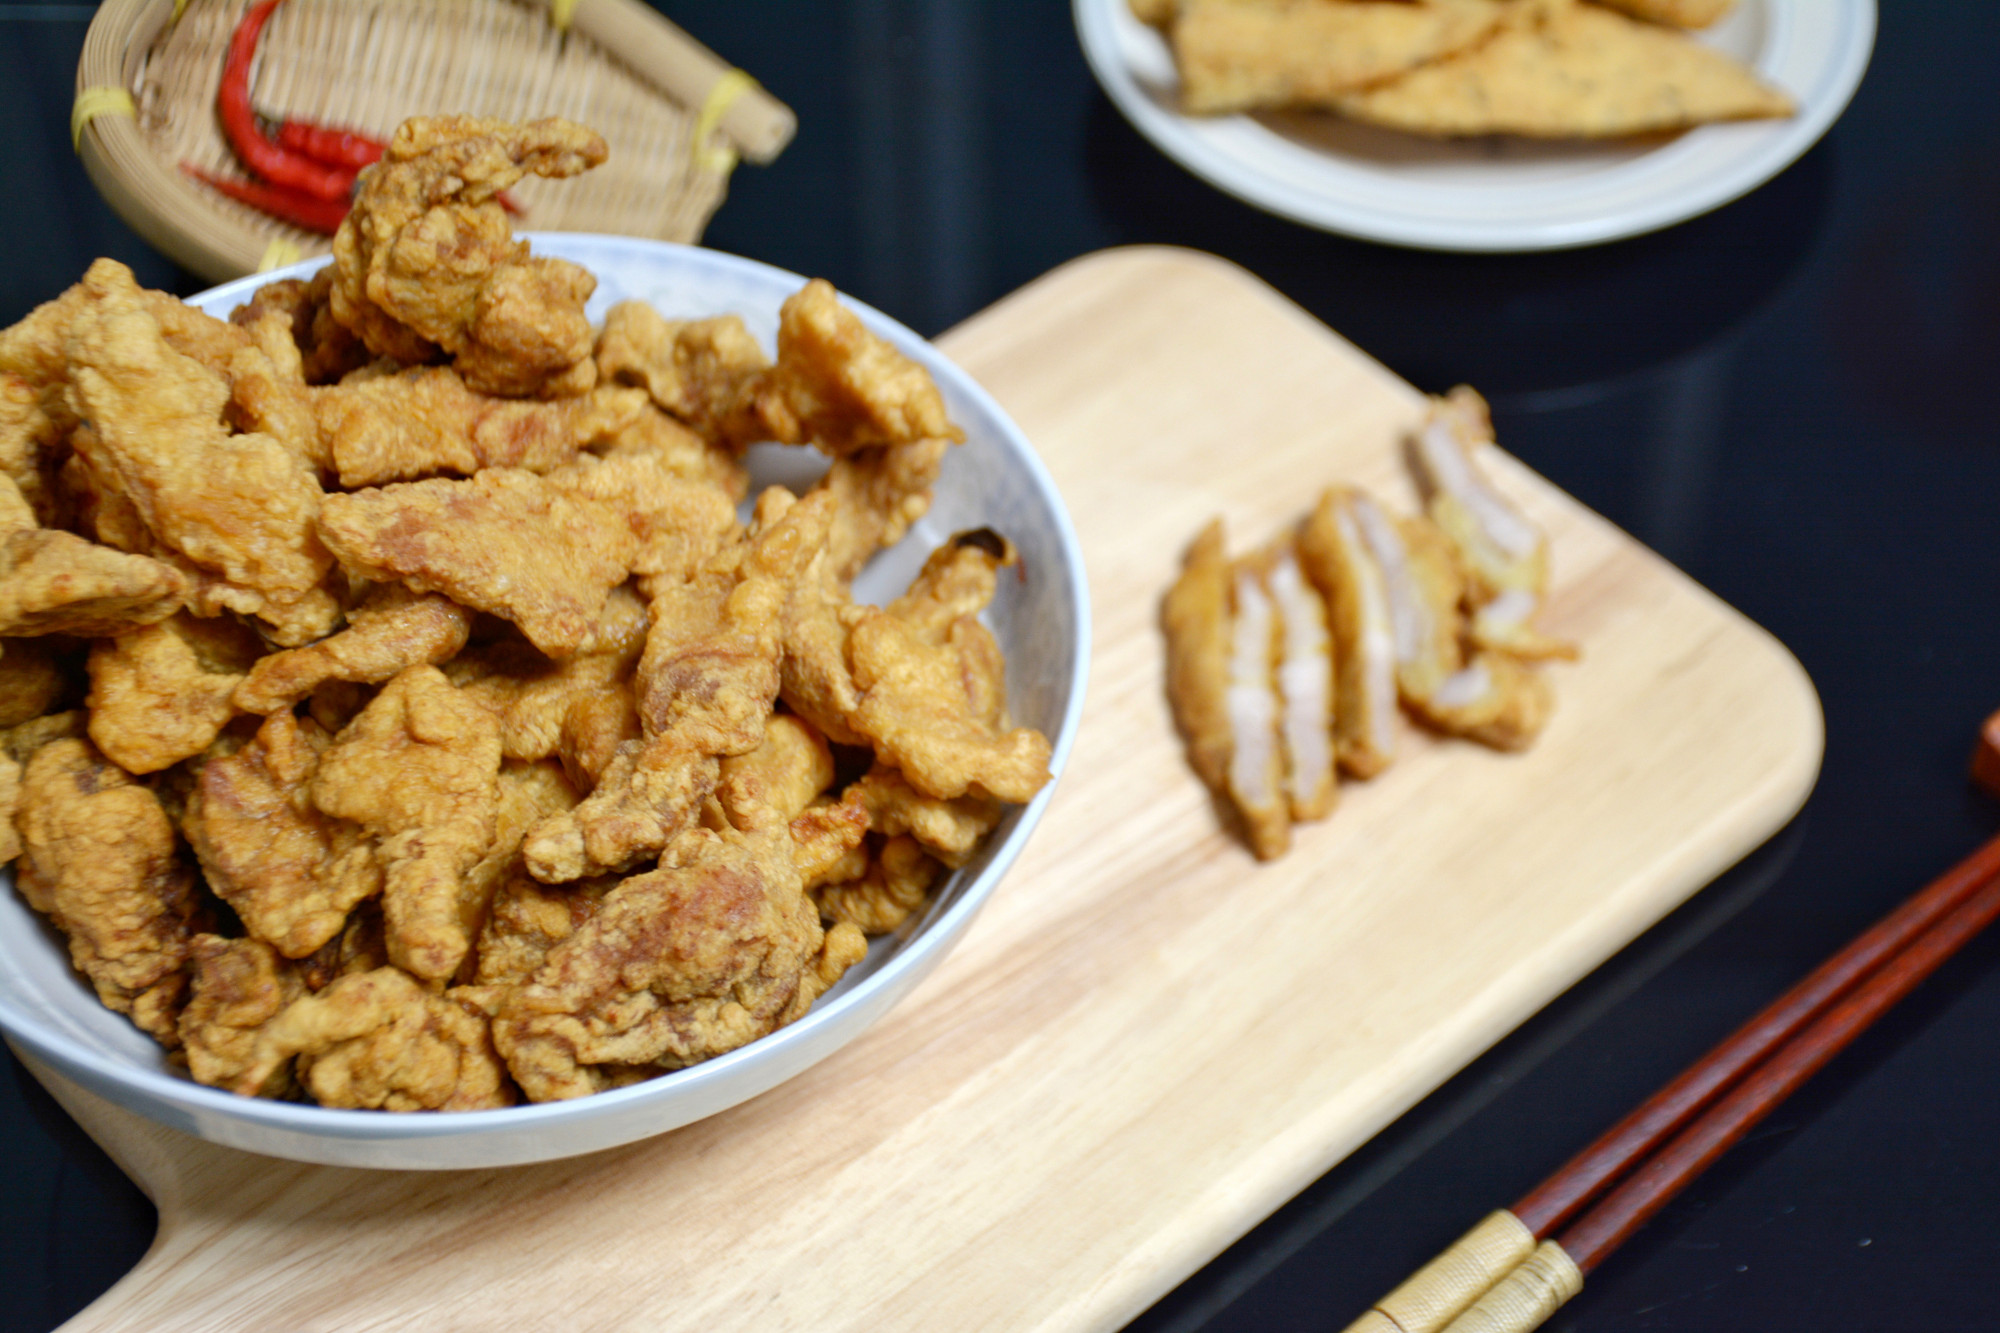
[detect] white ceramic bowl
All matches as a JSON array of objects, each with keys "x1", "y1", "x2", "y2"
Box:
[{"x1": 0, "y1": 236, "x2": 1090, "y2": 1169}]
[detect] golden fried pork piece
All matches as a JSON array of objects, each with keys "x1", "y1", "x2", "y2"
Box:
[
  {"x1": 843, "y1": 530, "x2": 1052, "y2": 803},
  {"x1": 1298, "y1": 487, "x2": 1399, "y2": 779},
  {"x1": 331, "y1": 116, "x2": 608, "y2": 397},
  {"x1": 847, "y1": 763, "x2": 1002, "y2": 869},
  {"x1": 1173, "y1": 0, "x2": 1515, "y2": 115},
  {"x1": 1162, "y1": 519, "x2": 1232, "y2": 798},
  {"x1": 447, "y1": 584, "x2": 649, "y2": 776},
  {"x1": 1414, "y1": 649, "x2": 1555, "y2": 751},
  {"x1": 179, "y1": 934, "x2": 307, "y2": 1097},
  {"x1": 235, "y1": 585, "x2": 476, "y2": 715},
  {"x1": 522, "y1": 491, "x2": 833, "y2": 882},
  {"x1": 749, "y1": 279, "x2": 964, "y2": 456},
  {"x1": 0, "y1": 637, "x2": 71, "y2": 728},
  {"x1": 1593, "y1": 0, "x2": 1733, "y2": 26},
  {"x1": 0, "y1": 370, "x2": 66, "y2": 527},
  {"x1": 493, "y1": 825, "x2": 867, "y2": 1101},
  {"x1": 235, "y1": 967, "x2": 514, "y2": 1110},
  {"x1": 594, "y1": 302, "x2": 771, "y2": 445},
  {"x1": 312, "y1": 368, "x2": 647, "y2": 487},
  {"x1": 64, "y1": 260, "x2": 339, "y2": 644},
  {"x1": 1267, "y1": 545, "x2": 1337, "y2": 823},
  {"x1": 1221, "y1": 553, "x2": 1289, "y2": 860},
  {"x1": 229, "y1": 269, "x2": 371, "y2": 386},
  {"x1": 815, "y1": 834, "x2": 941, "y2": 936},
  {"x1": 185, "y1": 710, "x2": 383, "y2": 958},
  {"x1": 0, "y1": 752, "x2": 19, "y2": 865},
  {"x1": 15, "y1": 739, "x2": 203, "y2": 1043},
  {"x1": 316, "y1": 468, "x2": 640, "y2": 657},
  {"x1": 546, "y1": 448, "x2": 742, "y2": 592},
  {"x1": 523, "y1": 739, "x2": 719, "y2": 884},
  {"x1": 452, "y1": 759, "x2": 580, "y2": 981},
  {"x1": 311, "y1": 666, "x2": 502, "y2": 981},
  {"x1": 473, "y1": 873, "x2": 616, "y2": 987},
  {"x1": 2, "y1": 708, "x2": 87, "y2": 764},
  {"x1": 711, "y1": 713, "x2": 869, "y2": 886},
  {"x1": 1347, "y1": 491, "x2": 1465, "y2": 706},
  {"x1": 811, "y1": 435, "x2": 952, "y2": 582},
  {"x1": 594, "y1": 403, "x2": 749, "y2": 503},
  {"x1": 1409, "y1": 388, "x2": 1577, "y2": 661},
  {"x1": 84, "y1": 612, "x2": 262, "y2": 773},
  {"x1": 0, "y1": 474, "x2": 186, "y2": 637}
]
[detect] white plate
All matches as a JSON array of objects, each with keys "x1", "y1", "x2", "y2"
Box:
[
  {"x1": 0, "y1": 236, "x2": 1091, "y2": 1169},
  {"x1": 1074, "y1": 0, "x2": 1875, "y2": 251}
]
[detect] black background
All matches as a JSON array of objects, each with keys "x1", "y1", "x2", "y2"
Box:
[{"x1": 4, "y1": 1, "x2": 1999, "y2": 1328}]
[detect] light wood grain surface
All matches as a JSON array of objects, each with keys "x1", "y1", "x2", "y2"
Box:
[{"x1": 33, "y1": 247, "x2": 1821, "y2": 1333}]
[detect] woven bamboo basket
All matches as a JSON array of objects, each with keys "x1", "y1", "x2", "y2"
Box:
[{"x1": 75, "y1": 0, "x2": 795, "y2": 282}]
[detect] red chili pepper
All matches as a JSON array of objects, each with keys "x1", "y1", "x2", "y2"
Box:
[
  {"x1": 182, "y1": 163, "x2": 348, "y2": 235},
  {"x1": 218, "y1": 0, "x2": 357, "y2": 201},
  {"x1": 272, "y1": 120, "x2": 384, "y2": 172}
]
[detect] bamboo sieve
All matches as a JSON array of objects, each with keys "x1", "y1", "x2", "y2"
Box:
[{"x1": 74, "y1": 0, "x2": 796, "y2": 282}]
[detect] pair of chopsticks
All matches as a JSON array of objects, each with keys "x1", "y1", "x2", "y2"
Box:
[{"x1": 1341, "y1": 714, "x2": 2000, "y2": 1333}]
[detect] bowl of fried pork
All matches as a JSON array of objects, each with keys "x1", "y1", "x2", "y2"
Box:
[{"x1": 0, "y1": 117, "x2": 1087, "y2": 1169}]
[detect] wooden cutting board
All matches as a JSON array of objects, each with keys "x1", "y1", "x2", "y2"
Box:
[{"x1": 31, "y1": 247, "x2": 1821, "y2": 1333}]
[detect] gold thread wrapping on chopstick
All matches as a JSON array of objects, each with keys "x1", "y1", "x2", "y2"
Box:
[
  {"x1": 692, "y1": 67, "x2": 758, "y2": 173},
  {"x1": 71, "y1": 86, "x2": 135, "y2": 151},
  {"x1": 1437, "y1": 1241, "x2": 1582, "y2": 1333},
  {"x1": 256, "y1": 239, "x2": 303, "y2": 272},
  {"x1": 1341, "y1": 1210, "x2": 1537, "y2": 1333}
]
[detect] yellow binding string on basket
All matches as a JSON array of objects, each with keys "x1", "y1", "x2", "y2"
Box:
[
  {"x1": 548, "y1": 0, "x2": 581, "y2": 32},
  {"x1": 171, "y1": 0, "x2": 190, "y2": 20},
  {"x1": 257, "y1": 239, "x2": 304, "y2": 273},
  {"x1": 693, "y1": 68, "x2": 758, "y2": 174},
  {"x1": 71, "y1": 86, "x2": 135, "y2": 152}
]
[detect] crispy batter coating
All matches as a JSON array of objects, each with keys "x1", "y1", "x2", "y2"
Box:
[
  {"x1": 1413, "y1": 649, "x2": 1555, "y2": 751},
  {"x1": 235, "y1": 585, "x2": 475, "y2": 715},
  {"x1": 1163, "y1": 518, "x2": 1233, "y2": 795},
  {"x1": 0, "y1": 474, "x2": 186, "y2": 637},
  {"x1": 1349, "y1": 492, "x2": 1465, "y2": 706},
  {"x1": 594, "y1": 302, "x2": 772, "y2": 445},
  {"x1": 312, "y1": 368, "x2": 645, "y2": 487},
  {"x1": 0, "y1": 751, "x2": 19, "y2": 865},
  {"x1": 1298, "y1": 487, "x2": 1399, "y2": 779},
  {"x1": 451, "y1": 758, "x2": 581, "y2": 982},
  {"x1": 316, "y1": 468, "x2": 640, "y2": 656},
  {"x1": 179, "y1": 934, "x2": 307, "y2": 1096},
  {"x1": 594, "y1": 402, "x2": 749, "y2": 501},
  {"x1": 474, "y1": 873, "x2": 616, "y2": 986},
  {"x1": 185, "y1": 711, "x2": 383, "y2": 958},
  {"x1": 0, "y1": 370, "x2": 66, "y2": 527},
  {"x1": 15, "y1": 739, "x2": 202, "y2": 1043},
  {"x1": 84, "y1": 612, "x2": 262, "y2": 773},
  {"x1": 494, "y1": 826, "x2": 865, "y2": 1100},
  {"x1": 848, "y1": 763, "x2": 1003, "y2": 869},
  {"x1": 0, "y1": 637, "x2": 71, "y2": 728},
  {"x1": 749, "y1": 279, "x2": 964, "y2": 456},
  {"x1": 311, "y1": 666, "x2": 502, "y2": 981},
  {"x1": 64, "y1": 261, "x2": 338, "y2": 644},
  {"x1": 331, "y1": 116, "x2": 608, "y2": 396},
  {"x1": 815, "y1": 834, "x2": 942, "y2": 936},
  {"x1": 713, "y1": 714, "x2": 836, "y2": 831},
  {"x1": 1268, "y1": 546, "x2": 1337, "y2": 822},
  {"x1": 522, "y1": 738, "x2": 719, "y2": 883},
  {"x1": 230, "y1": 269, "x2": 371, "y2": 386},
  {"x1": 237, "y1": 967, "x2": 514, "y2": 1110},
  {"x1": 547, "y1": 448, "x2": 742, "y2": 591},
  {"x1": 845, "y1": 531, "x2": 1052, "y2": 802},
  {"x1": 811, "y1": 436, "x2": 952, "y2": 582},
  {"x1": 2, "y1": 708, "x2": 87, "y2": 764}
]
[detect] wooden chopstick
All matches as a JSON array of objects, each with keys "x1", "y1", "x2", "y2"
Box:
[{"x1": 1342, "y1": 730, "x2": 2000, "y2": 1333}]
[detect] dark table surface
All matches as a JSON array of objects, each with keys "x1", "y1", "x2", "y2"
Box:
[{"x1": 5, "y1": 1, "x2": 1999, "y2": 1329}]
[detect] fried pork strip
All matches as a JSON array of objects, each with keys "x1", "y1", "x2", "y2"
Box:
[
  {"x1": 15, "y1": 739, "x2": 203, "y2": 1044},
  {"x1": 1298, "y1": 487, "x2": 1399, "y2": 779}
]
